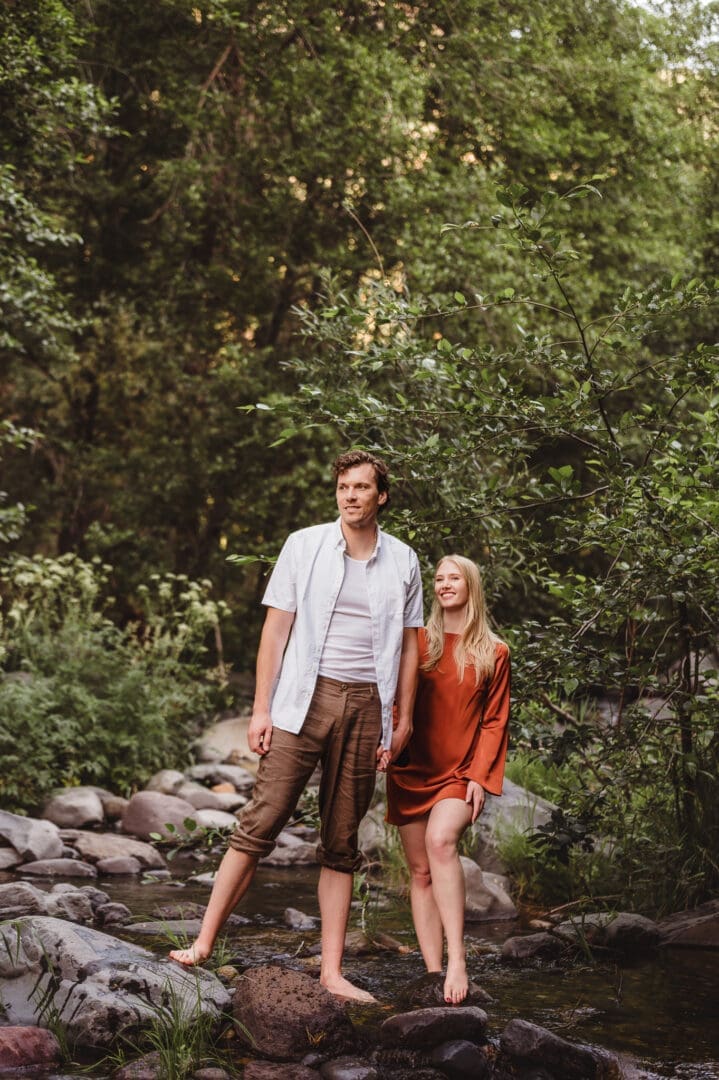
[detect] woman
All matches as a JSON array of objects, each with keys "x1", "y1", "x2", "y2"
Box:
[{"x1": 386, "y1": 554, "x2": 510, "y2": 1004}]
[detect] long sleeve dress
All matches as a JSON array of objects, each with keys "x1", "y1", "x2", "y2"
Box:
[{"x1": 386, "y1": 629, "x2": 511, "y2": 826}]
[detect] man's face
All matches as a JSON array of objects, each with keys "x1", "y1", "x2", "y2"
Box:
[{"x1": 335, "y1": 463, "x2": 387, "y2": 530}]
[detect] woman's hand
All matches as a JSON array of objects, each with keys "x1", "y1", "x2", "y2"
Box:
[{"x1": 465, "y1": 780, "x2": 486, "y2": 824}]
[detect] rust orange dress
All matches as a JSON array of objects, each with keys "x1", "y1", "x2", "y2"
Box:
[{"x1": 386, "y1": 629, "x2": 511, "y2": 826}]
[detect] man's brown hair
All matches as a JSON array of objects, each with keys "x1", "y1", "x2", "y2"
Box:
[{"x1": 332, "y1": 450, "x2": 391, "y2": 510}]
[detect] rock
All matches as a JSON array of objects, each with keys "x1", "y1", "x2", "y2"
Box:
[
  {"x1": 0, "y1": 846, "x2": 23, "y2": 870},
  {"x1": 658, "y1": 899, "x2": 719, "y2": 949},
  {"x1": 405, "y1": 972, "x2": 494, "y2": 1008},
  {"x1": 285, "y1": 907, "x2": 318, "y2": 931},
  {"x1": 42, "y1": 787, "x2": 105, "y2": 829},
  {"x1": 144, "y1": 769, "x2": 186, "y2": 795},
  {"x1": 232, "y1": 964, "x2": 355, "y2": 1060},
  {"x1": 194, "y1": 715, "x2": 253, "y2": 765},
  {"x1": 113, "y1": 1050, "x2": 163, "y2": 1079},
  {"x1": 175, "y1": 782, "x2": 227, "y2": 810},
  {"x1": 244, "y1": 1064, "x2": 319, "y2": 1080},
  {"x1": 193, "y1": 809, "x2": 239, "y2": 830},
  {"x1": 125, "y1": 918, "x2": 205, "y2": 937},
  {"x1": 380, "y1": 1007, "x2": 489, "y2": 1050},
  {"x1": 95, "y1": 902, "x2": 133, "y2": 927},
  {"x1": 63, "y1": 831, "x2": 166, "y2": 869},
  {"x1": 0, "y1": 808, "x2": 63, "y2": 861},
  {"x1": 501, "y1": 933, "x2": 565, "y2": 962},
  {"x1": 461, "y1": 857, "x2": 518, "y2": 921},
  {"x1": 431, "y1": 1039, "x2": 491, "y2": 1078},
  {"x1": 320, "y1": 1058, "x2": 379, "y2": 1079},
  {"x1": 470, "y1": 778, "x2": 557, "y2": 873},
  {"x1": 211, "y1": 781, "x2": 239, "y2": 794},
  {"x1": 187, "y1": 762, "x2": 256, "y2": 793},
  {"x1": 0, "y1": 882, "x2": 47, "y2": 918},
  {"x1": 0, "y1": 916, "x2": 230, "y2": 1049},
  {"x1": 277, "y1": 829, "x2": 311, "y2": 848},
  {"x1": 121, "y1": 791, "x2": 198, "y2": 841},
  {"x1": 261, "y1": 841, "x2": 318, "y2": 866},
  {"x1": 98, "y1": 793, "x2": 130, "y2": 820},
  {"x1": 358, "y1": 806, "x2": 387, "y2": 857},
  {"x1": 500, "y1": 1018, "x2": 623, "y2": 1079},
  {"x1": 97, "y1": 856, "x2": 144, "y2": 875},
  {"x1": 44, "y1": 888, "x2": 95, "y2": 924},
  {"x1": 602, "y1": 912, "x2": 661, "y2": 952},
  {"x1": 20, "y1": 857, "x2": 98, "y2": 878},
  {"x1": 193, "y1": 1068, "x2": 232, "y2": 1080},
  {"x1": 0, "y1": 1026, "x2": 61, "y2": 1070},
  {"x1": 76, "y1": 884, "x2": 112, "y2": 910}
]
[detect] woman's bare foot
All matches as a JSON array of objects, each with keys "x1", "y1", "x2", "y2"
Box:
[
  {"x1": 443, "y1": 959, "x2": 468, "y2": 1004},
  {"x1": 168, "y1": 942, "x2": 211, "y2": 967},
  {"x1": 320, "y1": 973, "x2": 377, "y2": 1003}
]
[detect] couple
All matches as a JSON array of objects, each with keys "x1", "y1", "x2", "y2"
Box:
[{"x1": 170, "y1": 450, "x2": 510, "y2": 1005}]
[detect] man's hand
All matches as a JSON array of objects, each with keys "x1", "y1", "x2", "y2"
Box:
[
  {"x1": 376, "y1": 745, "x2": 391, "y2": 772},
  {"x1": 465, "y1": 780, "x2": 486, "y2": 824},
  {"x1": 248, "y1": 711, "x2": 273, "y2": 756}
]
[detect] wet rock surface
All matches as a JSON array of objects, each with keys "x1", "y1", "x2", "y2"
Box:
[
  {"x1": 0, "y1": 1025, "x2": 62, "y2": 1070},
  {"x1": 499, "y1": 1018, "x2": 623, "y2": 1079},
  {"x1": 380, "y1": 1006, "x2": 489, "y2": 1049}
]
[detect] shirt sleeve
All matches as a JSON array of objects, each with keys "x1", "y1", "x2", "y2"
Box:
[
  {"x1": 403, "y1": 550, "x2": 425, "y2": 628},
  {"x1": 261, "y1": 534, "x2": 298, "y2": 613},
  {"x1": 466, "y1": 643, "x2": 511, "y2": 795}
]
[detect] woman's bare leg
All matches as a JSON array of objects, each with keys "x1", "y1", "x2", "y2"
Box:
[
  {"x1": 424, "y1": 798, "x2": 473, "y2": 1003},
  {"x1": 169, "y1": 847, "x2": 258, "y2": 965},
  {"x1": 398, "y1": 817, "x2": 443, "y2": 973}
]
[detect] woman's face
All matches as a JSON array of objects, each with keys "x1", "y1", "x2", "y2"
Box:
[{"x1": 434, "y1": 559, "x2": 469, "y2": 614}]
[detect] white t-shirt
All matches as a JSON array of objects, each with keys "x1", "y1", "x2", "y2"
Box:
[{"x1": 318, "y1": 555, "x2": 376, "y2": 682}]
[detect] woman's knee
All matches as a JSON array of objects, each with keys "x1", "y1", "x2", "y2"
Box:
[
  {"x1": 408, "y1": 862, "x2": 432, "y2": 889},
  {"x1": 425, "y1": 828, "x2": 460, "y2": 863}
]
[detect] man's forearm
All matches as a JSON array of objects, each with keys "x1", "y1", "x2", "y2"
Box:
[{"x1": 252, "y1": 608, "x2": 294, "y2": 713}]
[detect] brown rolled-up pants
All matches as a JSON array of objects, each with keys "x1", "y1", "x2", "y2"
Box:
[{"x1": 229, "y1": 676, "x2": 382, "y2": 874}]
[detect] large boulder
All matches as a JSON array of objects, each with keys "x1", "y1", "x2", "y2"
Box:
[
  {"x1": 471, "y1": 779, "x2": 556, "y2": 872},
  {"x1": 0, "y1": 809, "x2": 63, "y2": 862},
  {"x1": 500, "y1": 1018, "x2": 623, "y2": 1079},
  {"x1": 380, "y1": 1007, "x2": 489, "y2": 1050},
  {"x1": 0, "y1": 1026, "x2": 61, "y2": 1071},
  {"x1": 232, "y1": 964, "x2": 355, "y2": 1060},
  {"x1": 20, "y1": 857, "x2": 97, "y2": 878},
  {"x1": 42, "y1": 788, "x2": 105, "y2": 829},
  {"x1": 0, "y1": 916, "x2": 230, "y2": 1049},
  {"x1": 461, "y1": 857, "x2": 518, "y2": 921},
  {"x1": 121, "y1": 791, "x2": 198, "y2": 841},
  {"x1": 62, "y1": 830, "x2": 166, "y2": 869},
  {"x1": 658, "y1": 899, "x2": 719, "y2": 949},
  {"x1": 0, "y1": 846, "x2": 24, "y2": 870},
  {"x1": 193, "y1": 714, "x2": 253, "y2": 764}
]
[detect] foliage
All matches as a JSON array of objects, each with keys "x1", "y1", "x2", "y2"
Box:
[
  {"x1": 0, "y1": 554, "x2": 228, "y2": 812},
  {"x1": 148, "y1": 817, "x2": 234, "y2": 861}
]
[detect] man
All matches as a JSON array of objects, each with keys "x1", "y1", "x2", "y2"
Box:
[{"x1": 170, "y1": 450, "x2": 422, "y2": 1002}]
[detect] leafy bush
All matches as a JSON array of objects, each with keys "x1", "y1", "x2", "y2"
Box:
[{"x1": 0, "y1": 554, "x2": 228, "y2": 813}]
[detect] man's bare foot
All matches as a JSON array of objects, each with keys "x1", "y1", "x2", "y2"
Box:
[
  {"x1": 320, "y1": 973, "x2": 377, "y2": 1003},
  {"x1": 168, "y1": 942, "x2": 211, "y2": 967},
  {"x1": 444, "y1": 959, "x2": 468, "y2": 1005}
]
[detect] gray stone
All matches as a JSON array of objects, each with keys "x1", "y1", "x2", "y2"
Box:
[
  {"x1": 0, "y1": 882, "x2": 48, "y2": 918},
  {"x1": 192, "y1": 809, "x2": 238, "y2": 830},
  {"x1": 44, "y1": 889, "x2": 95, "y2": 924},
  {"x1": 113, "y1": 1050, "x2": 163, "y2": 1079},
  {"x1": 469, "y1": 778, "x2": 557, "y2": 873},
  {"x1": 501, "y1": 932, "x2": 565, "y2": 962},
  {"x1": 461, "y1": 857, "x2": 518, "y2": 921},
  {"x1": 20, "y1": 857, "x2": 97, "y2": 878},
  {"x1": 192, "y1": 1069, "x2": 231, "y2": 1080},
  {"x1": 0, "y1": 846, "x2": 23, "y2": 870},
  {"x1": 602, "y1": 912, "x2": 661, "y2": 952},
  {"x1": 175, "y1": 782, "x2": 227, "y2": 810},
  {"x1": 405, "y1": 972, "x2": 494, "y2": 1008},
  {"x1": 96, "y1": 856, "x2": 143, "y2": 875},
  {"x1": 144, "y1": 769, "x2": 186, "y2": 795},
  {"x1": 96, "y1": 792, "x2": 130, "y2": 820},
  {"x1": 193, "y1": 715, "x2": 253, "y2": 765},
  {"x1": 42, "y1": 788, "x2": 105, "y2": 829},
  {"x1": 95, "y1": 902, "x2": 133, "y2": 927},
  {"x1": 431, "y1": 1039, "x2": 491, "y2": 1078},
  {"x1": 244, "y1": 1064, "x2": 319, "y2": 1080},
  {"x1": 261, "y1": 841, "x2": 318, "y2": 866},
  {"x1": 121, "y1": 791, "x2": 198, "y2": 841},
  {"x1": 320, "y1": 1058, "x2": 379, "y2": 1079},
  {"x1": 63, "y1": 830, "x2": 166, "y2": 869},
  {"x1": 358, "y1": 806, "x2": 387, "y2": 857},
  {"x1": 186, "y1": 762, "x2": 256, "y2": 792},
  {"x1": 380, "y1": 1007, "x2": 489, "y2": 1050},
  {"x1": 124, "y1": 919, "x2": 205, "y2": 937},
  {"x1": 658, "y1": 899, "x2": 719, "y2": 949},
  {"x1": 0, "y1": 809, "x2": 63, "y2": 862},
  {"x1": 0, "y1": 1025, "x2": 62, "y2": 1070},
  {"x1": 500, "y1": 1018, "x2": 623, "y2": 1079},
  {"x1": 0, "y1": 916, "x2": 230, "y2": 1049},
  {"x1": 232, "y1": 963, "x2": 355, "y2": 1060},
  {"x1": 285, "y1": 907, "x2": 318, "y2": 931}
]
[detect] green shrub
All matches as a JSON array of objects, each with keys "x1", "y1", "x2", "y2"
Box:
[{"x1": 0, "y1": 554, "x2": 228, "y2": 812}]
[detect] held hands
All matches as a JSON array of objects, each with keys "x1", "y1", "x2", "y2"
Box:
[
  {"x1": 376, "y1": 746, "x2": 391, "y2": 773},
  {"x1": 248, "y1": 711, "x2": 273, "y2": 756},
  {"x1": 465, "y1": 780, "x2": 486, "y2": 824}
]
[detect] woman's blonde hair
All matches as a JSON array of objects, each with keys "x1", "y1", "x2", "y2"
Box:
[{"x1": 423, "y1": 554, "x2": 502, "y2": 683}]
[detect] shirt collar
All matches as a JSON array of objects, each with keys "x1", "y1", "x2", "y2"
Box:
[{"x1": 332, "y1": 517, "x2": 383, "y2": 559}]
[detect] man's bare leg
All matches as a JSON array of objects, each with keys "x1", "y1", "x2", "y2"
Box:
[
  {"x1": 169, "y1": 847, "x2": 259, "y2": 966},
  {"x1": 318, "y1": 866, "x2": 376, "y2": 1003}
]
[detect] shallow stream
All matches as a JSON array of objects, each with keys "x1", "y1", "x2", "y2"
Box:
[{"x1": 96, "y1": 860, "x2": 719, "y2": 1079}]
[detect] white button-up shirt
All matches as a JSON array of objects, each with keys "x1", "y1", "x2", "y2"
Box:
[{"x1": 262, "y1": 518, "x2": 424, "y2": 748}]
